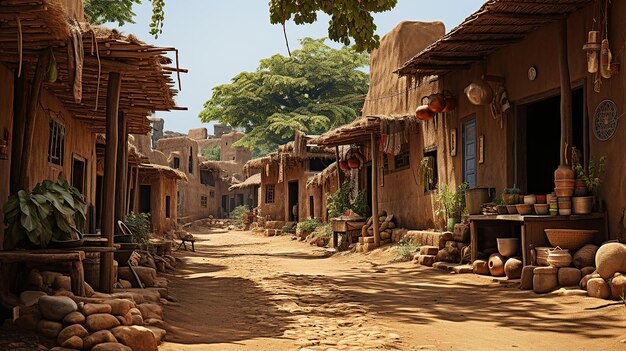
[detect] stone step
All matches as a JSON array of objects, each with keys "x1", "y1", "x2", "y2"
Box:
[
  {"x1": 418, "y1": 255, "x2": 436, "y2": 267},
  {"x1": 419, "y1": 246, "x2": 439, "y2": 256}
]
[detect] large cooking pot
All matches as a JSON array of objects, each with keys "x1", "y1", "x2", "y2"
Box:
[
  {"x1": 464, "y1": 80, "x2": 494, "y2": 105},
  {"x1": 465, "y1": 187, "x2": 495, "y2": 215},
  {"x1": 415, "y1": 96, "x2": 435, "y2": 121},
  {"x1": 426, "y1": 93, "x2": 447, "y2": 113}
]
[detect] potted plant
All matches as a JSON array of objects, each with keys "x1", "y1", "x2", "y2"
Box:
[
  {"x1": 573, "y1": 156, "x2": 606, "y2": 214},
  {"x1": 495, "y1": 196, "x2": 508, "y2": 214},
  {"x1": 3, "y1": 177, "x2": 86, "y2": 249},
  {"x1": 502, "y1": 187, "x2": 521, "y2": 205},
  {"x1": 435, "y1": 182, "x2": 469, "y2": 231}
]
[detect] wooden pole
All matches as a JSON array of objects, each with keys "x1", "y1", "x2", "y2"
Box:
[
  {"x1": 334, "y1": 146, "x2": 342, "y2": 189},
  {"x1": 558, "y1": 18, "x2": 572, "y2": 165},
  {"x1": 115, "y1": 112, "x2": 128, "y2": 227},
  {"x1": 370, "y1": 133, "x2": 380, "y2": 247},
  {"x1": 19, "y1": 49, "x2": 51, "y2": 190},
  {"x1": 10, "y1": 69, "x2": 27, "y2": 194},
  {"x1": 99, "y1": 72, "x2": 121, "y2": 293}
]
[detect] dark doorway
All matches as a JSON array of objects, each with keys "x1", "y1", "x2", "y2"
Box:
[
  {"x1": 95, "y1": 175, "x2": 103, "y2": 230},
  {"x1": 165, "y1": 196, "x2": 171, "y2": 218},
  {"x1": 139, "y1": 185, "x2": 151, "y2": 214},
  {"x1": 221, "y1": 195, "x2": 228, "y2": 216},
  {"x1": 237, "y1": 193, "x2": 244, "y2": 207},
  {"x1": 366, "y1": 162, "x2": 372, "y2": 213},
  {"x1": 288, "y1": 181, "x2": 299, "y2": 221},
  {"x1": 522, "y1": 88, "x2": 584, "y2": 194},
  {"x1": 309, "y1": 196, "x2": 314, "y2": 218},
  {"x1": 463, "y1": 118, "x2": 477, "y2": 188},
  {"x1": 229, "y1": 196, "x2": 235, "y2": 212},
  {"x1": 71, "y1": 157, "x2": 86, "y2": 195}
]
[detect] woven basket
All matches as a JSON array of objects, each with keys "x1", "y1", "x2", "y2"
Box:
[{"x1": 545, "y1": 229, "x2": 597, "y2": 250}]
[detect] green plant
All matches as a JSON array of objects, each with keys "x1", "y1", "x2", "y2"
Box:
[
  {"x1": 327, "y1": 181, "x2": 371, "y2": 218},
  {"x1": 434, "y1": 182, "x2": 469, "y2": 222},
  {"x1": 313, "y1": 224, "x2": 333, "y2": 238},
  {"x1": 125, "y1": 212, "x2": 151, "y2": 245},
  {"x1": 3, "y1": 177, "x2": 86, "y2": 250},
  {"x1": 419, "y1": 157, "x2": 435, "y2": 192},
  {"x1": 574, "y1": 156, "x2": 607, "y2": 195},
  {"x1": 502, "y1": 187, "x2": 521, "y2": 205},
  {"x1": 297, "y1": 218, "x2": 323, "y2": 233},
  {"x1": 202, "y1": 146, "x2": 221, "y2": 161},
  {"x1": 229, "y1": 205, "x2": 251, "y2": 222},
  {"x1": 394, "y1": 236, "x2": 421, "y2": 262},
  {"x1": 494, "y1": 196, "x2": 505, "y2": 206}
]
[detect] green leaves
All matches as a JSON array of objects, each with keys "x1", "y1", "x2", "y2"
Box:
[
  {"x1": 200, "y1": 37, "x2": 369, "y2": 157},
  {"x1": 83, "y1": 0, "x2": 141, "y2": 26}
]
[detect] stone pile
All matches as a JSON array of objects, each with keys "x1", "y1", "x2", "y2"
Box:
[
  {"x1": 412, "y1": 223, "x2": 471, "y2": 269},
  {"x1": 581, "y1": 243, "x2": 626, "y2": 300},
  {"x1": 14, "y1": 294, "x2": 166, "y2": 351},
  {"x1": 129, "y1": 250, "x2": 178, "y2": 275},
  {"x1": 355, "y1": 211, "x2": 395, "y2": 252}
]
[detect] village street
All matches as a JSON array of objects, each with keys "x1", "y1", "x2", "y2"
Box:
[{"x1": 159, "y1": 227, "x2": 626, "y2": 351}]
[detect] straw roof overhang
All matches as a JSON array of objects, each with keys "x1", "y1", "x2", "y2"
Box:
[
  {"x1": 200, "y1": 160, "x2": 227, "y2": 172},
  {"x1": 306, "y1": 162, "x2": 337, "y2": 188},
  {"x1": 310, "y1": 115, "x2": 412, "y2": 147},
  {"x1": 396, "y1": 0, "x2": 593, "y2": 78},
  {"x1": 244, "y1": 153, "x2": 277, "y2": 173},
  {"x1": 229, "y1": 173, "x2": 261, "y2": 191},
  {"x1": 139, "y1": 163, "x2": 188, "y2": 181}
]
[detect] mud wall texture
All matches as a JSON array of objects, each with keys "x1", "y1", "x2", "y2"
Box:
[
  {"x1": 138, "y1": 173, "x2": 178, "y2": 235},
  {"x1": 0, "y1": 64, "x2": 14, "y2": 244}
]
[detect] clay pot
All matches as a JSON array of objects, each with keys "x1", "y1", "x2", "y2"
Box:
[
  {"x1": 574, "y1": 179, "x2": 588, "y2": 196},
  {"x1": 536, "y1": 247, "x2": 552, "y2": 266},
  {"x1": 347, "y1": 156, "x2": 360, "y2": 169},
  {"x1": 415, "y1": 105, "x2": 434, "y2": 121},
  {"x1": 557, "y1": 197, "x2": 572, "y2": 209},
  {"x1": 533, "y1": 266, "x2": 558, "y2": 293},
  {"x1": 506, "y1": 205, "x2": 518, "y2": 214},
  {"x1": 516, "y1": 204, "x2": 533, "y2": 215},
  {"x1": 464, "y1": 80, "x2": 494, "y2": 105},
  {"x1": 554, "y1": 179, "x2": 575, "y2": 188},
  {"x1": 523, "y1": 194, "x2": 536, "y2": 205},
  {"x1": 339, "y1": 160, "x2": 349, "y2": 171},
  {"x1": 504, "y1": 257, "x2": 523, "y2": 279},
  {"x1": 496, "y1": 205, "x2": 508, "y2": 215},
  {"x1": 572, "y1": 196, "x2": 593, "y2": 215},
  {"x1": 534, "y1": 204, "x2": 549, "y2": 215},
  {"x1": 425, "y1": 93, "x2": 447, "y2": 113},
  {"x1": 488, "y1": 253, "x2": 506, "y2": 277},
  {"x1": 535, "y1": 195, "x2": 546, "y2": 204},
  {"x1": 554, "y1": 187, "x2": 574, "y2": 197},
  {"x1": 554, "y1": 165, "x2": 575, "y2": 181},
  {"x1": 441, "y1": 90, "x2": 457, "y2": 113},
  {"x1": 497, "y1": 238, "x2": 520, "y2": 257},
  {"x1": 547, "y1": 248, "x2": 572, "y2": 267},
  {"x1": 502, "y1": 194, "x2": 519, "y2": 205}
]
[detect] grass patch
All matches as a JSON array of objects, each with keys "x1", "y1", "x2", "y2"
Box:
[{"x1": 394, "y1": 236, "x2": 421, "y2": 262}]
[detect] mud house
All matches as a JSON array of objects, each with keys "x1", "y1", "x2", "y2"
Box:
[{"x1": 305, "y1": 162, "x2": 340, "y2": 223}]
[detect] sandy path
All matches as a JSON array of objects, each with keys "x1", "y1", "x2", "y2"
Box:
[{"x1": 160, "y1": 228, "x2": 626, "y2": 351}]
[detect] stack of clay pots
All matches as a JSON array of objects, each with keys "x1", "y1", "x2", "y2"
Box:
[
  {"x1": 554, "y1": 164, "x2": 575, "y2": 216},
  {"x1": 473, "y1": 238, "x2": 522, "y2": 279}
]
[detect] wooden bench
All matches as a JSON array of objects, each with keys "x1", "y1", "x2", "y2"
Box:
[{"x1": 176, "y1": 233, "x2": 196, "y2": 252}]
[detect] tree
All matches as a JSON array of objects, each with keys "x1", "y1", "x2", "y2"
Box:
[
  {"x1": 84, "y1": 0, "x2": 165, "y2": 38},
  {"x1": 202, "y1": 146, "x2": 221, "y2": 161},
  {"x1": 199, "y1": 38, "x2": 369, "y2": 157}
]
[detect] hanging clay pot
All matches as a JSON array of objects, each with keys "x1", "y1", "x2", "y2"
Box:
[
  {"x1": 415, "y1": 97, "x2": 434, "y2": 121},
  {"x1": 347, "y1": 155, "x2": 361, "y2": 169},
  {"x1": 464, "y1": 80, "x2": 494, "y2": 105},
  {"x1": 339, "y1": 160, "x2": 349, "y2": 171},
  {"x1": 441, "y1": 90, "x2": 457, "y2": 113},
  {"x1": 426, "y1": 92, "x2": 447, "y2": 113}
]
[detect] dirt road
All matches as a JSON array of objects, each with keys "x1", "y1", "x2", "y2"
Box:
[{"x1": 160, "y1": 228, "x2": 626, "y2": 351}]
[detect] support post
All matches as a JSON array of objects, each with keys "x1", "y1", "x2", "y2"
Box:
[
  {"x1": 558, "y1": 19, "x2": 572, "y2": 165},
  {"x1": 19, "y1": 49, "x2": 51, "y2": 190},
  {"x1": 115, "y1": 112, "x2": 128, "y2": 227},
  {"x1": 334, "y1": 146, "x2": 342, "y2": 189},
  {"x1": 10, "y1": 70, "x2": 27, "y2": 194},
  {"x1": 370, "y1": 133, "x2": 381, "y2": 247},
  {"x1": 99, "y1": 72, "x2": 121, "y2": 293}
]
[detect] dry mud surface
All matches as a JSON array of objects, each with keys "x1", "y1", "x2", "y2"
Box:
[{"x1": 160, "y1": 228, "x2": 626, "y2": 351}]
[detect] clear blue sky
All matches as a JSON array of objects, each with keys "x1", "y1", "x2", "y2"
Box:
[{"x1": 111, "y1": 0, "x2": 485, "y2": 134}]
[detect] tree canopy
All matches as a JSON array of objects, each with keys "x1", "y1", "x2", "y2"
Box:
[{"x1": 199, "y1": 38, "x2": 369, "y2": 157}]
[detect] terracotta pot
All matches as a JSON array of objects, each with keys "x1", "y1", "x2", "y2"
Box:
[
  {"x1": 524, "y1": 194, "x2": 537, "y2": 205},
  {"x1": 426, "y1": 93, "x2": 447, "y2": 113},
  {"x1": 536, "y1": 195, "x2": 546, "y2": 204},
  {"x1": 441, "y1": 90, "x2": 457, "y2": 113},
  {"x1": 488, "y1": 253, "x2": 506, "y2": 277},
  {"x1": 497, "y1": 238, "x2": 520, "y2": 257},
  {"x1": 554, "y1": 164, "x2": 575, "y2": 180},
  {"x1": 572, "y1": 196, "x2": 594, "y2": 215},
  {"x1": 516, "y1": 204, "x2": 533, "y2": 215},
  {"x1": 347, "y1": 156, "x2": 360, "y2": 169},
  {"x1": 415, "y1": 105, "x2": 434, "y2": 121},
  {"x1": 506, "y1": 205, "x2": 518, "y2": 214},
  {"x1": 339, "y1": 160, "x2": 349, "y2": 171},
  {"x1": 534, "y1": 204, "x2": 549, "y2": 215},
  {"x1": 502, "y1": 194, "x2": 519, "y2": 205},
  {"x1": 554, "y1": 187, "x2": 574, "y2": 197},
  {"x1": 559, "y1": 208, "x2": 572, "y2": 216},
  {"x1": 554, "y1": 179, "x2": 575, "y2": 188},
  {"x1": 496, "y1": 205, "x2": 508, "y2": 215}
]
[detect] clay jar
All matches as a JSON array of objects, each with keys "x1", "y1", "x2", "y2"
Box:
[
  {"x1": 339, "y1": 160, "x2": 349, "y2": 171},
  {"x1": 441, "y1": 90, "x2": 457, "y2": 113},
  {"x1": 504, "y1": 257, "x2": 523, "y2": 279},
  {"x1": 426, "y1": 93, "x2": 446, "y2": 113},
  {"x1": 347, "y1": 156, "x2": 360, "y2": 169},
  {"x1": 533, "y1": 266, "x2": 558, "y2": 293},
  {"x1": 488, "y1": 253, "x2": 506, "y2": 277},
  {"x1": 415, "y1": 100, "x2": 434, "y2": 121}
]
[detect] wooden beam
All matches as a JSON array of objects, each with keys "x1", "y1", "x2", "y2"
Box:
[
  {"x1": 10, "y1": 69, "x2": 27, "y2": 195},
  {"x1": 370, "y1": 133, "x2": 380, "y2": 248},
  {"x1": 99, "y1": 72, "x2": 121, "y2": 293},
  {"x1": 420, "y1": 55, "x2": 485, "y2": 62},
  {"x1": 115, "y1": 112, "x2": 128, "y2": 226},
  {"x1": 335, "y1": 146, "x2": 342, "y2": 189},
  {"x1": 558, "y1": 19, "x2": 572, "y2": 165},
  {"x1": 483, "y1": 11, "x2": 566, "y2": 21},
  {"x1": 19, "y1": 48, "x2": 50, "y2": 190}
]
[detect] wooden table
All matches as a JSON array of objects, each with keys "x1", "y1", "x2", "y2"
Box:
[
  {"x1": 330, "y1": 218, "x2": 366, "y2": 248},
  {"x1": 469, "y1": 213, "x2": 608, "y2": 265}
]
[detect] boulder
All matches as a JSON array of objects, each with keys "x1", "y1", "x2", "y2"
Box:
[
  {"x1": 105, "y1": 299, "x2": 135, "y2": 316},
  {"x1": 38, "y1": 296, "x2": 78, "y2": 321},
  {"x1": 587, "y1": 278, "x2": 611, "y2": 299},
  {"x1": 83, "y1": 330, "x2": 118, "y2": 350},
  {"x1": 116, "y1": 313, "x2": 133, "y2": 326},
  {"x1": 15, "y1": 305, "x2": 41, "y2": 331},
  {"x1": 453, "y1": 223, "x2": 470, "y2": 243},
  {"x1": 20, "y1": 291, "x2": 47, "y2": 307},
  {"x1": 573, "y1": 244, "x2": 599, "y2": 269},
  {"x1": 84, "y1": 283, "x2": 95, "y2": 298},
  {"x1": 420, "y1": 246, "x2": 439, "y2": 256},
  {"x1": 595, "y1": 243, "x2": 626, "y2": 279},
  {"x1": 53, "y1": 276, "x2": 72, "y2": 291},
  {"x1": 558, "y1": 267, "x2": 582, "y2": 287},
  {"x1": 50, "y1": 348, "x2": 78, "y2": 351},
  {"x1": 41, "y1": 271, "x2": 63, "y2": 286},
  {"x1": 472, "y1": 260, "x2": 490, "y2": 275},
  {"x1": 145, "y1": 326, "x2": 166, "y2": 344},
  {"x1": 37, "y1": 320, "x2": 63, "y2": 338},
  {"x1": 61, "y1": 336, "x2": 83, "y2": 350},
  {"x1": 418, "y1": 255, "x2": 436, "y2": 267},
  {"x1": 138, "y1": 304, "x2": 163, "y2": 321},
  {"x1": 91, "y1": 342, "x2": 132, "y2": 351},
  {"x1": 580, "y1": 273, "x2": 601, "y2": 290},
  {"x1": 118, "y1": 267, "x2": 157, "y2": 288},
  {"x1": 58, "y1": 323, "x2": 89, "y2": 344},
  {"x1": 520, "y1": 266, "x2": 536, "y2": 290},
  {"x1": 610, "y1": 274, "x2": 626, "y2": 300},
  {"x1": 580, "y1": 266, "x2": 596, "y2": 277},
  {"x1": 111, "y1": 326, "x2": 158, "y2": 351},
  {"x1": 86, "y1": 313, "x2": 121, "y2": 332},
  {"x1": 27, "y1": 270, "x2": 44, "y2": 289},
  {"x1": 504, "y1": 258, "x2": 523, "y2": 279},
  {"x1": 436, "y1": 247, "x2": 460, "y2": 263},
  {"x1": 83, "y1": 303, "x2": 112, "y2": 316},
  {"x1": 63, "y1": 311, "x2": 85, "y2": 325},
  {"x1": 119, "y1": 280, "x2": 133, "y2": 289}
]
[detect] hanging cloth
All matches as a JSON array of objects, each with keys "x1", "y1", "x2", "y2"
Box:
[{"x1": 69, "y1": 20, "x2": 83, "y2": 103}]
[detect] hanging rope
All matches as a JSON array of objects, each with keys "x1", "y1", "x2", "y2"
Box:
[
  {"x1": 17, "y1": 17, "x2": 22, "y2": 78},
  {"x1": 91, "y1": 30, "x2": 102, "y2": 112}
]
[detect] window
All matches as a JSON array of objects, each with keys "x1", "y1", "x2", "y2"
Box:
[
  {"x1": 200, "y1": 170, "x2": 215, "y2": 186},
  {"x1": 48, "y1": 119, "x2": 65, "y2": 166},
  {"x1": 188, "y1": 147, "x2": 193, "y2": 173},
  {"x1": 422, "y1": 149, "x2": 439, "y2": 192},
  {"x1": 172, "y1": 157, "x2": 180, "y2": 170},
  {"x1": 200, "y1": 196, "x2": 208, "y2": 208},
  {"x1": 265, "y1": 184, "x2": 275, "y2": 203},
  {"x1": 394, "y1": 143, "x2": 410, "y2": 170},
  {"x1": 210, "y1": 191, "x2": 215, "y2": 198},
  {"x1": 237, "y1": 194, "x2": 244, "y2": 206},
  {"x1": 165, "y1": 196, "x2": 171, "y2": 218},
  {"x1": 308, "y1": 158, "x2": 329, "y2": 172}
]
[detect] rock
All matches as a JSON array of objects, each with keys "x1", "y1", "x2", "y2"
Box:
[
  {"x1": 533, "y1": 267, "x2": 558, "y2": 294},
  {"x1": 38, "y1": 296, "x2": 78, "y2": 321},
  {"x1": 15, "y1": 305, "x2": 41, "y2": 331},
  {"x1": 587, "y1": 278, "x2": 612, "y2": 299},
  {"x1": 53, "y1": 276, "x2": 72, "y2": 291},
  {"x1": 520, "y1": 266, "x2": 536, "y2": 290},
  {"x1": 436, "y1": 247, "x2": 459, "y2": 263},
  {"x1": 27, "y1": 270, "x2": 44, "y2": 289},
  {"x1": 488, "y1": 254, "x2": 506, "y2": 277},
  {"x1": 20, "y1": 291, "x2": 47, "y2": 307},
  {"x1": 118, "y1": 267, "x2": 157, "y2": 288},
  {"x1": 580, "y1": 273, "x2": 601, "y2": 289},
  {"x1": 112, "y1": 326, "x2": 158, "y2": 351},
  {"x1": 84, "y1": 283, "x2": 95, "y2": 298},
  {"x1": 83, "y1": 303, "x2": 112, "y2": 316},
  {"x1": 380, "y1": 231, "x2": 391, "y2": 240},
  {"x1": 418, "y1": 255, "x2": 436, "y2": 267},
  {"x1": 54, "y1": 290, "x2": 74, "y2": 298},
  {"x1": 83, "y1": 330, "x2": 118, "y2": 350},
  {"x1": 116, "y1": 313, "x2": 133, "y2": 326},
  {"x1": 62, "y1": 311, "x2": 85, "y2": 325},
  {"x1": 37, "y1": 320, "x2": 63, "y2": 338},
  {"x1": 118, "y1": 280, "x2": 133, "y2": 289},
  {"x1": 558, "y1": 267, "x2": 582, "y2": 287},
  {"x1": 472, "y1": 260, "x2": 490, "y2": 275},
  {"x1": 504, "y1": 258, "x2": 523, "y2": 279},
  {"x1": 145, "y1": 326, "x2": 166, "y2": 344},
  {"x1": 91, "y1": 342, "x2": 132, "y2": 351},
  {"x1": 573, "y1": 244, "x2": 599, "y2": 269},
  {"x1": 50, "y1": 348, "x2": 79, "y2": 351},
  {"x1": 58, "y1": 323, "x2": 89, "y2": 344},
  {"x1": 138, "y1": 303, "x2": 163, "y2": 321},
  {"x1": 420, "y1": 246, "x2": 439, "y2": 256},
  {"x1": 86, "y1": 313, "x2": 121, "y2": 332},
  {"x1": 61, "y1": 336, "x2": 83, "y2": 350},
  {"x1": 580, "y1": 266, "x2": 596, "y2": 277},
  {"x1": 452, "y1": 264, "x2": 473, "y2": 274},
  {"x1": 41, "y1": 271, "x2": 63, "y2": 286},
  {"x1": 130, "y1": 314, "x2": 143, "y2": 326},
  {"x1": 610, "y1": 274, "x2": 626, "y2": 300},
  {"x1": 453, "y1": 223, "x2": 470, "y2": 243},
  {"x1": 595, "y1": 243, "x2": 626, "y2": 279},
  {"x1": 129, "y1": 308, "x2": 142, "y2": 317},
  {"x1": 144, "y1": 318, "x2": 168, "y2": 329},
  {"x1": 105, "y1": 299, "x2": 135, "y2": 316}
]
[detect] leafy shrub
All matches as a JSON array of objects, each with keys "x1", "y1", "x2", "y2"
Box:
[
  {"x1": 394, "y1": 236, "x2": 421, "y2": 262},
  {"x1": 202, "y1": 146, "x2": 221, "y2": 161},
  {"x1": 327, "y1": 181, "x2": 371, "y2": 218},
  {"x1": 125, "y1": 212, "x2": 151, "y2": 245},
  {"x1": 434, "y1": 182, "x2": 469, "y2": 222},
  {"x1": 230, "y1": 205, "x2": 251, "y2": 222},
  {"x1": 313, "y1": 224, "x2": 333, "y2": 238},
  {"x1": 297, "y1": 218, "x2": 323, "y2": 233}
]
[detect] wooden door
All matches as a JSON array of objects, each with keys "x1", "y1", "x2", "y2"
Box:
[{"x1": 463, "y1": 118, "x2": 477, "y2": 188}]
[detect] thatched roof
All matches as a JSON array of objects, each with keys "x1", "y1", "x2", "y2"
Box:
[
  {"x1": 229, "y1": 173, "x2": 261, "y2": 191},
  {"x1": 396, "y1": 0, "x2": 593, "y2": 78},
  {"x1": 310, "y1": 115, "x2": 416, "y2": 147},
  {"x1": 306, "y1": 162, "x2": 338, "y2": 188},
  {"x1": 139, "y1": 163, "x2": 188, "y2": 181}
]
